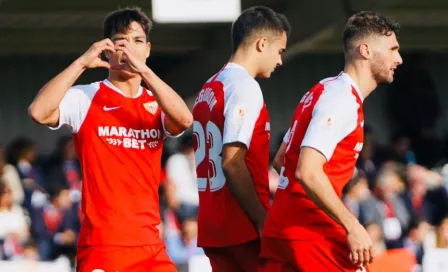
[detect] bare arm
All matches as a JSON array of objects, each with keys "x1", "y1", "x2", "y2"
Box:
[
  {"x1": 28, "y1": 39, "x2": 115, "y2": 126},
  {"x1": 296, "y1": 147, "x2": 373, "y2": 266},
  {"x1": 295, "y1": 147, "x2": 358, "y2": 231},
  {"x1": 273, "y1": 142, "x2": 287, "y2": 174},
  {"x1": 222, "y1": 143, "x2": 267, "y2": 231},
  {"x1": 141, "y1": 69, "x2": 193, "y2": 135}
]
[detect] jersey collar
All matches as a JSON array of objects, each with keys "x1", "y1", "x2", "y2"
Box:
[
  {"x1": 103, "y1": 79, "x2": 144, "y2": 99},
  {"x1": 339, "y1": 72, "x2": 363, "y2": 102}
]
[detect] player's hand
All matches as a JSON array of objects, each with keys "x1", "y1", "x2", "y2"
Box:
[
  {"x1": 113, "y1": 40, "x2": 149, "y2": 74},
  {"x1": 77, "y1": 39, "x2": 116, "y2": 69},
  {"x1": 347, "y1": 222, "x2": 374, "y2": 267}
]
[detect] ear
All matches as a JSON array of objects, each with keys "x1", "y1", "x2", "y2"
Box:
[
  {"x1": 359, "y1": 43, "x2": 372, "y2": 59},
  {"x1": 146, "y1": 42, "x2": 151, "y2": 58},
  {"x1": 256, "y1": 37, "x2": 269, "y2": 52}
]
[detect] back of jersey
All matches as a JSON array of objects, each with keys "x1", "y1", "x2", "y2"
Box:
[{"x1": 193, "y1": 63, "x2": 270, "y2": 248}]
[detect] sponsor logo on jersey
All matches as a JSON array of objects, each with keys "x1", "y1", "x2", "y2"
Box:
[{"x1": 98, "y1": 126, "x2": 162, "y2": 150}]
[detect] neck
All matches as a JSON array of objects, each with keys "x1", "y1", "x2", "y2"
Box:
[
  {"x1": 229, "y1": 49, "x2": 258, "y2": 78},
  {"x1": 107, "y1": 74, "x2": 142, "y2": 98},
  {"x1": 344, "y1": 61, "x2": 378, "y2": 100}
]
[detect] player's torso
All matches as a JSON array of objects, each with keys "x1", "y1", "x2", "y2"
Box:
[
  {"x1": 192, "y1": 66, "x2": 270, "y2": 247},
  {"x1": 264, "y1": 75, "x2": 364, "y2": 240},
  {"x1": 74, "y1": 82, "x2": 164, "y2": 246}
]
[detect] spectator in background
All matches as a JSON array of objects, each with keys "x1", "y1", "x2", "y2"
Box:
[
  {"x1": 46, "y1": 136, "x2": 82, "y2": 196},
  {"x1": 31, "y1": 183, "x2": 77, "y2": 262},
  {"x1": 6, "y1": 137, "x2": 47, "y2": 211},
  {"x1": 400, "y1": 164, "x2": 431, "y2": 221},
  {"x1": 165, "y1": 133, "x2": 199, "y2": 225},
  {"x1": 0, "y1": 181, "x2": 30, "y2": 260},
  {"x1": 343, "y1": 170, "x2": 371, "y2": 219},
  {"x1": 0, "y1": 145, "x2": 24, "y2": 206},
  {"x1": 363, "y1": 168, "x2": 411, "y2": 249},
  {"x1": 404, "y1": 218, "x2": 430, "y2": 266}
]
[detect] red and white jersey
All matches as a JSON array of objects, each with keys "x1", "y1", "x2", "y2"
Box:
[
  {"x1": 51, "y1": 79, "x2": 179, "y2": 247},
  {"x1": 192, "y1": 63, "x2": 271, "y2": 247},
  {"x1": 263, "y1": 72, "x2": 364, "y2": 241}
]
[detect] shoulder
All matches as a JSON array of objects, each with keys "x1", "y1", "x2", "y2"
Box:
[
  {"x1": 315, "y1": 77, "x2": 359, "y2": 113},
  {"x1": 68, "y1": 81, "x2": 101, "y2": 100}
]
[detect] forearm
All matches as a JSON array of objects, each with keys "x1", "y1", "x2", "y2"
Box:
[
  {"x1": 29, "y1": 58, "x2": 86, "y2": 123},
  {"x1": 299, "y1": 170, "x2": 358, "y2": 233},
  {"x1": 224, "y1": 162, "x2": 267, "y2": 226},
  {"x1": 141, "y1": 68, "x2": 192, "y2": 128}
]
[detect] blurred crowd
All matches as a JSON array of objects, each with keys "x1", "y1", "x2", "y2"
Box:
[
  {"x1": 0, "y1": 134, "x2": 204, "y2": 271},
  {"x1": 0, "y1": 54, "x2": 447, "y2": 271}
]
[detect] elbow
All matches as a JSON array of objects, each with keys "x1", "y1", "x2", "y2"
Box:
[
  {"x1": 28, "y1": 103, "x2": 45, "y2": 124},
  {"x1": 181, "y1": 111, "x2": 193, "y2": 130},
  {"x1": 294, "y1": 165, "x2": 314, "y2": 186},
  {"x1": 222, "y1": 157, "x2": 239, "y2": 179},
  {"x1": 273, "y1": 157, "x2": 282, "y2": 173}
]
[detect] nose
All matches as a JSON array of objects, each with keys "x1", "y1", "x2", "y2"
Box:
[
  {"x1": 396, "y1": 52, "x2": 403, "y2": 66},
  {"x1": 278, "y1": 56, "x2": 283, "y2": 67}
]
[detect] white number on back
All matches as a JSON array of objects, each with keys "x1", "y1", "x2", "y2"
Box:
[{"x1": 193, "y1": 121, "x2": 226, "y2": 192}]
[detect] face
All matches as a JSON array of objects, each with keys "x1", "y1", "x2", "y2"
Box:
[
  {"x1": 108, "y1": 21, "x2": 150, "y2": 79},
  {"x1": 257, "y1": 31, "x2": 287, "y2": 78},
  {"x1": 55, "y1": 189, "x2": 72, "y2": 210},
  {"x1": 368, "y1": 33, "x2": 403, "y2": 84}
]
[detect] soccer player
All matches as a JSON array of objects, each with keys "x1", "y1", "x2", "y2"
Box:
[
  {"x1": 28, "y1": 7, "x2": 192, "y2": 272},
  {"x1": 192, "y1": 6, "x2": 290, "y2": 272},
  {"x1": 260, "y1": 11, "x2": 403, "y2": 272}
]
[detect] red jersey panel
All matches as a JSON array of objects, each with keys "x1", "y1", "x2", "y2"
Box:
[
  {"x1": 53, "y1": 80, "x2": 169, "y2": 247},
  {"x1": 263, "y1": 72, "x2": 364, "y2": 240},
  {"x1": 193, "y1": 63, "x2": 271, "y2": 247}
]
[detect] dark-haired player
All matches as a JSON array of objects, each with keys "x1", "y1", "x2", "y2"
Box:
[
  {"x1": 192, "y1": 6, "x2": 290, "y2": 272},
  {"x1": 260, "y1": 11, "x2": 403, "y2": 272},
  {"x1": 29, "y1": 7, "x2": 192, "y2": 272}
]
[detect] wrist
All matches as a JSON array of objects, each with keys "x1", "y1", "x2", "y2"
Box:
[
  {"x1": 73, "y1": 57, "x2": 89, "y2": 71},
  {"x1": 140, "y1": 66, "x2": 153, "y2": 78},
  {"x1": 342, "y1": 213, "x2": 359, "y2": 234}
]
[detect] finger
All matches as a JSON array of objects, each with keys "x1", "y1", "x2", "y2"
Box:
[
  {"x1": 115, "y1": 45, "x2": 131, "y2": 57},
  {"x1": 114, "y1": 39, "x2": 129, "y2": 47},
  {"x1": 103, "y1": 45, "x2": 116, "y2": 53},
  {"x1": 368, "y1": 248, "x2": 374, "y2": 264},
  {"x1": 357, "y1": 249, "x2": 363, "y2": 266},
  {"x1": 97, "y1": 60, "x2": 111, "y2": 69},
  {"x1": 351, "y1": 251, "x2": 359, "y2": 264},
  {"x1": 100, "y1": 38, "x2": 115, "y2": 48},
  {"x1": 363, "y1": 249, "x2": 370, "y2": 267}
]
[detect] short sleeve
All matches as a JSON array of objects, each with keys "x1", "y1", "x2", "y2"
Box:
[
  {"x1": 161, "y1": 111, "x2": 184, "y2": 138},
  {"x1": 49, "y1": 83, "x2": 98, "y2": 133},
  {"x1": 223, "y1": 78, "x2": 263, "y2": 148},
  {"x1": 301, "y1": 87, "x2": 359, "y2": 161}
]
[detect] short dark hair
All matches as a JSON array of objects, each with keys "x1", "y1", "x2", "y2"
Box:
[
  {"x1": 104, "y1": 7, "x2": 153, "y2": 41},
  {"x1": 343, "y1": 11, "x2": 400, "y2": 54},
  {"x1": 231, "y1": 6, "x2": 291, "y2": 52}
]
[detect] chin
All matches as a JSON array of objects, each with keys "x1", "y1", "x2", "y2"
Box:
[
  {"x1": 118, "y1": 70, "x2": 139, "y2": 80},
  {"x1": 258, "y1": 72, "x2": 272, "y2": 79}
]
